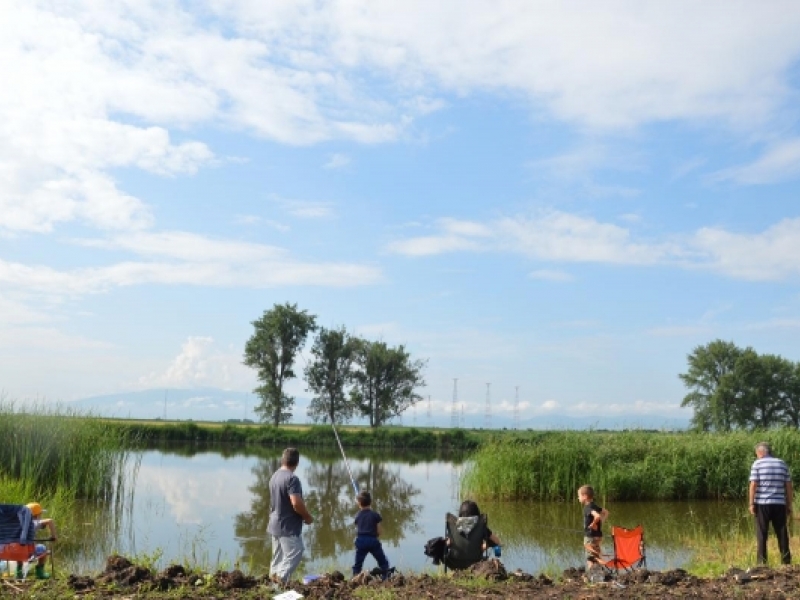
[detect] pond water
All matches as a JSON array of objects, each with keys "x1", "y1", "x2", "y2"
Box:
[{"x1": 63, "y1": 445, "x2": 753, "y2": 576}]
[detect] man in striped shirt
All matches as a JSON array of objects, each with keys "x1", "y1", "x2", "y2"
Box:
[{"x1": 749, "y1": 442, "x2": 793, "y2": 564}]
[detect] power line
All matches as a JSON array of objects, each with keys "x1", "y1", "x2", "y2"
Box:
[
  {"x1": 485, "y1": 382, "x2": 492, "y2": 430},
  {"x1": 451, "y1": 378, "x2": 459, "y2": 429}
]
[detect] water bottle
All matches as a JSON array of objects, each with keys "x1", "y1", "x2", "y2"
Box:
[{"x1": 493, "y1": 545, "x2": 502, "y2": 558}]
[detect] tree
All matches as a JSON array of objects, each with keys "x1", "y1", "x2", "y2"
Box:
[
  {"x1": 679, "y1": 340, "x2": 743, "y2": 431},
  {"x1": 243, "y1": 303, "x2": 317, "y2": 426},
  {"x1": 781, "y1": 362, "x2": 800, "y2": 428},
  {"x1": 304, "y1": 326, "x2": 359, "y2": 424},
  {"x1": 351, "y1": 340, "x2": 426, "y2": 428},
  {"x1": 728, "y1": 351, "x2": 792, "y2": 429}
]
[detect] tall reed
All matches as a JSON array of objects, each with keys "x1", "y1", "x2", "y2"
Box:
[
  {"x1": 0, "y1": 400, "x2": 134, "y2": 501},
  {"x1": 461, "y1": 430, "x2": 800, "y2": 501}
]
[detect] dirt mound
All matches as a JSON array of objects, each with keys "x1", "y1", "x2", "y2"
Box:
[{"x1": 54, "y1": 555, "x2": 800, "y2": 599}]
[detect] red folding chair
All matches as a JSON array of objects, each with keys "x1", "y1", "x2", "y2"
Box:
[{"x1": 599, "y1": 525, "x2": 646, "y2": 574}]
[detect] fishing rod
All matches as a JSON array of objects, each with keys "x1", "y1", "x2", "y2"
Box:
[{"x1": 330, "y1": 413, "x2": 359, "y2": 496}]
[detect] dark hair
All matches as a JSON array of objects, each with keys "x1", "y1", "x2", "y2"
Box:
[
  {"x1": 357, "y1": 491, "x2": 372, "y2": 507},
  {"x1": 458, "y1": 500, "x2": 480, "y2": 517},
  {"x1": 281, "y1": 448, "x2": 300, "y2": 468}
]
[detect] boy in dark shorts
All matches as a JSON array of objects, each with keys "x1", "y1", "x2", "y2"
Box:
[
  {"x1": 578, "y1": 485, "x2": 609, "y2": 570},
  {"x1": 352, "y1": 491, "x2": 390, "y2": 579}
]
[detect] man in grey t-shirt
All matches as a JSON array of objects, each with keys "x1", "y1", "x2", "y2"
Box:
[{"x1": 268, "y1": 448, "x2": 314, "y2": 584}]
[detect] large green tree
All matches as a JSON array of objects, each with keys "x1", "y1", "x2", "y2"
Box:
[
  {"x1": 728, "y1": 351, "x2": 792, "y2": 429},
  {"x1": 243, "y1": 303, "x2": 317, "y2": 426},
  {"x1": 782, "y1": 362, "x2": 800, "y2": 428},
  {"x1": 351, "y1": 340, "x2": 426, "y2": 428},
  {"x1": 679, "y1": 339, "x2": 743, "y2": 431},
  {"x1": 304, "y1": 326, "x2": 359, "y2": 424}
]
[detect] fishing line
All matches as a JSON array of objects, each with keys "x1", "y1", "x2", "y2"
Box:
[
  {"x1": 330, "y1": 415, "x2": 360, "y2": 496},
  {"x1": 297, "y1": 346, "x2": 359, "y2": 495},
  {"x1": 531, "y1": 523, "x2": 585, "y2": 534}
]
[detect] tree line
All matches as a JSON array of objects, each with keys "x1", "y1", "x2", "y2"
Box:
[
  {"x1": 680, "y1": 339, "x2": 800, "y2": 431},
  {"x1": 243, "y1": 303, "x2": 427, "y2": 427}
]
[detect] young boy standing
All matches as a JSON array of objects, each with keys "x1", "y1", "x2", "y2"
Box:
[
  {"x1": 352, "y1": 491, "x2": 390, "y2": 580},
  {"x1": 578, "y1": 485, "x2": 609, "y2": 571}
]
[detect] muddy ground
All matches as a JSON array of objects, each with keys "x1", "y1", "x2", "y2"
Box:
[{"x1": 3, "y1": 555, "x2": 800, "y2": 598}]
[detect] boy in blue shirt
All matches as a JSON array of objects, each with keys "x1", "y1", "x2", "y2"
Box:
[{"x1": 352, "y1": 491, "x2": 390, "y2": 580}]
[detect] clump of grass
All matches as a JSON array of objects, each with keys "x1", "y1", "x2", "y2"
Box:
[
  {"x1": 0, "y1": 399, "x2": 135, "y2": 502},
  {"x1": 462, "y1": 429, "x2": 800, "y2": 502}
]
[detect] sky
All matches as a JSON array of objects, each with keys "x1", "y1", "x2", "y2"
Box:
[{"x1": 2, "y1": 1, "x2": 800, "y2": 425}]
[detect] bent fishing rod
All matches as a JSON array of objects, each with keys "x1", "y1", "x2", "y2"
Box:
[{"x1": 329, "y1": 412, "x2": 360, "y2": 496}]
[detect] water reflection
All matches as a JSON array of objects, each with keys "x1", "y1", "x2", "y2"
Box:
[
  {"x1": 50, "y1": 445, "x2": 756, "y2": 576},
  {"x1": 234, "y1": 453, "x2": 423, "y2": 570}
]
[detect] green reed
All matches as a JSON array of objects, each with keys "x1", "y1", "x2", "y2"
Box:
[
  {"x1": 0, "y1": 400, "x2": 135, "y2": 502},
  {"x1": 461, "y1": 429, "x2": 800, "y2": 501}
]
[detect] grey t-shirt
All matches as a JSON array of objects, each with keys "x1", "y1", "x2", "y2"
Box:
[{"x1": 268, "y1": 467, "x2": 304, "y2": 537}]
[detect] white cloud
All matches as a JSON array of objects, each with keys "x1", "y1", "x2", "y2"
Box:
[
  {"x1": 744, "y1": 318, "x2": 800, "y2": 331},
  {"x1": 540, "y1": 400, "x2": 559, "y2": 412},
  {"x1": 528, "y1": 269, "x2": 574, "y2": 282},
  {"x1": 0, "y1": 255, "x2": 382, "y2": 295},
  {"x1": 569, "y1": 399, "x2": 684, "y2": 416},
  {"x1": 712, "y1": 138, "x2": 800, "y2": 184},
  {"x1": 215, "y1": 0, "x2": 800, "y2": 130},
  {"x1": 269, "y1": 194, "x2": 335, "y2": 219},
  {"x1": 390, "y1": 212, "x2": 800, "y2": 282},
  {"x1": 0, "y1": 296, "x2": 53, "y2": 326},
  {"x1": 528, "y1": 145, "x2": 616, "y2": 179},
  {"x1": 389, "y1": 211, "x2": 673, "y2": 264},
  {"x1": 4, "y1": 1, "x2": 799, "y2": 237},
  {"x1": 0, "y1": 229, "x2": 384, "y2": 294},
  {"x1": 323, "y1": 153, "x2": 352, "y2": 169},
  {"x1": 234, "y1": 215, "x2": 291, "y2": 231},
  {"x1": 77, "y1": 231, "x2": 285, "y2": 263},
  {"x1": 139, "y1": 337, "x2": 254, "y2": 390},
  {"x1": 691, "y1": 218, "x2": 800, "y2": 281}
]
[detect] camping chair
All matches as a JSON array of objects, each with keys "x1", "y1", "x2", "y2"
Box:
[
  {"x1": 442, "y1": 512, "x2": 489, "y2": 573},
  {"x1": 598, "y1": 524, "x2": 646, "y2": 575},
  {"x1": 0, "y1": 504, "x2": 51, "y2": 580}
]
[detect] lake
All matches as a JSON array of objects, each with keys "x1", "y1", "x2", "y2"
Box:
[{"x1": 63, "y1": 445, "x2": 753, "y2": 576}]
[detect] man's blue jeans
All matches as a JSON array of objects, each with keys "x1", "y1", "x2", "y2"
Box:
[
  {"x1": 353, "y1": 535, "x2": 389, "y2": 578},
  {"x1": 270, "y1": 534, "x2": 304, "y2": 583}
]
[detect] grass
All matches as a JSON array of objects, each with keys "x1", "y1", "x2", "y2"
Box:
[
  {"x1": 681, "y1": 526, "x2": 800, "y2": 576},
  {"x1": 0, "y1": 399, "x2": 136, "y2": 501},
  {"x1": 0, "y1": 399, "x2": 137, "y2": 561},
  {"x1": 112, "y1": 420, "x2": 484, "y2": 450},
  {"x1": 462, "y1": 429, "x2": 800, "y2": 501}
]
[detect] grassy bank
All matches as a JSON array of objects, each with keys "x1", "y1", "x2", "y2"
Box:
[
  {"x1": 104, "y1": 419, "x2": 482, "y2": 450},
  {"x1": 461, "y1": 429, "x2": 800, "y2": 501}
]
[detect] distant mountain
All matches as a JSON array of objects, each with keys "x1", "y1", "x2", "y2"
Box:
[{"x1": 68, "y1": 387, "x2": 690, "y2": 430}]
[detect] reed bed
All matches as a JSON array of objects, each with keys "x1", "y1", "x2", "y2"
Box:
[
  {"x1": 461, "y1": 429, "x2": 800, "y2": 501},
  {"x1": 111, "y1": 421, "x2": 481, "y2": 450},
  {"x1": 0, "y1": 400, "x2": 134, "y2": 502}
]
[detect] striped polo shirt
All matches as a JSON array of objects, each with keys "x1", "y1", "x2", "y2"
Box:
[{"x1": 750, "y1": 455, "x2": 792, "y2": 505}]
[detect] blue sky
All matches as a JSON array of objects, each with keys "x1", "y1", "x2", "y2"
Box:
[{"x1": 2, "y1": 1, "x2": 800, "y2": 425}]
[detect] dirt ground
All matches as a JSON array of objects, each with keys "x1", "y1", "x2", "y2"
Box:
[{"x1": 4, "y1": 555, "x2": 800, "y2": 599}]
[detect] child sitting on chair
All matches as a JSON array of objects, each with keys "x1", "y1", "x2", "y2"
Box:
[
  {"x1": 352, "y1": 491, "x2": 390, "y2": 580},
  {"x1": 25, "y1": 502, "x2": 57, "y2": 580},
  {"x1": 578, "y1": 485, "x2": 608, "y2": 571}
]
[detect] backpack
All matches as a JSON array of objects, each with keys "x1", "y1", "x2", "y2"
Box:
[{"x1": 423, "y1": 536, "x2": 446, "y2": 565}]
